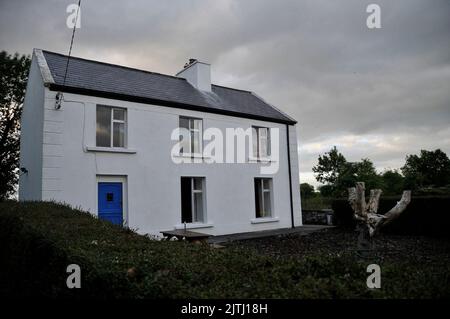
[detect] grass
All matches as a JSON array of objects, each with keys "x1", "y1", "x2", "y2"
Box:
[
  {"x1": 301, "y1": 196, "x2": 333, "y2": 210},
  {"x1": 0, "y1": 201, "x2": 449, "y2": 298}
]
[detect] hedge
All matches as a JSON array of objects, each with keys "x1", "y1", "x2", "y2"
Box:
[
  {"x1": 332, "y1": 196, "x2": 450, "y2": 237},
  {"x1": 1, "y1": 201, "x2": 448, "y2": 298},
  {"x1": 0, "y1": 201, "x2": 373, "y2": 298}
]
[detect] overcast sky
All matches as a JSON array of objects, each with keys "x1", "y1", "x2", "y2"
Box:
[{"x1": 1, "y1": 0, "x2": 449, "y2": 188}]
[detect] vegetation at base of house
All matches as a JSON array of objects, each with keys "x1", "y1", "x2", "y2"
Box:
[
  {"x1": 1, "y1": 201, "x2": 449, "y2": 298},
  {"x1": 332, "y1": 196, "x2": 450, "y2": 237}
]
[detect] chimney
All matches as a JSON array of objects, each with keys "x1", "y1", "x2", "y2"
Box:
[{"x1": 176, "y1": 58, "x2": 211, "y2": 92}]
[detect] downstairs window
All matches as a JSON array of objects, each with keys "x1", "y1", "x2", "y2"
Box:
[
  {"x1": 254, "y1": 178, "x2": 273, "y2": 218},
  {"x1": 181, "y1": 177, "x2": 205, "y2": 223}
]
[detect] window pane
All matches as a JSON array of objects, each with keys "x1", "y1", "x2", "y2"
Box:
[
  {"x1": 113, "y1": 108, "x2": 125, "y2": 121},
  {"x1": 179, "y1": 118, "x2": 190, "y2": 154},
  {"x1": 252, "y1": 127, "x2": 258, "y2": 157},
  {"x1": 263, "y1": 179, "x2": 270, "y2": 190},
  {"x1": 193, "y1": 192, "x2": 204, "y2": 222},
  {"x1": 259, "y1": 128, "x2": 268, "y2": 157},
  {"x1": 263, "y1": 191, "x2": 272, "y2": 217},
  {"x1": 254, "y1": 179, "x2": 262, "y2": 218},
  {"x1": 181, "y1": 177, "x2": 192, "y2": 223},
  {"x1": 193, "y1": 119, "x2": 202, "y2": 130},
  {"x1": 180, "y1": 129, "x2": 190, "y2": 154},
  {"x1": 180, "y1": 117, "x2": 189, "y2": 129},
  {"x1": 193, "y1": 178, "x2": 203, "y2": 191},
  {"x1": 96, "y1": 106, "x2": 111, "y2": 147},
  {"x1": 113, "y1": 122, "x2": 125, "y2": 147},
  {"x1": 192, "y1": 131, "x2": 201, "y2": 154}
]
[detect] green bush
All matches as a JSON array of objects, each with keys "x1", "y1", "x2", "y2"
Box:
[
  {"x1": 1, "y1": 201, "x2": 448, "y2": 298},
  {"x1": 332, "y1": 196, "x2": 450, "y2": 237}
]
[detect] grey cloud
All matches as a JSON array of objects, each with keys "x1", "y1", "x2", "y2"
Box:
[{"x1": 1, "y1": 0, "x2": 449, "y2": 187}]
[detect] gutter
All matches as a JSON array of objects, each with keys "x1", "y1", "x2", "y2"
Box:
[{"x1": 48, "y1": 83, "x2": 298, "y2": 126}]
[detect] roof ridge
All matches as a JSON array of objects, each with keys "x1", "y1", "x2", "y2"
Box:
[{"x1": 41, "y1": 50, "x2": 187, "y2": 82}]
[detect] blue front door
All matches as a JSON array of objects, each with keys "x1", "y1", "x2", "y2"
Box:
[{"x1": 98, "y1": 182, "x2": 123, "y2": 225}]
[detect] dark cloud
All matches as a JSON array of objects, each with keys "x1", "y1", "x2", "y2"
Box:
[{"x1": 1, "y1": 0, "x2": 449, "y2": 187}]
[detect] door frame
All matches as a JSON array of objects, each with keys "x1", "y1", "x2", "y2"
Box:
[{"x1": 96, "y1": 175, "x2": 128, "y2": 226}]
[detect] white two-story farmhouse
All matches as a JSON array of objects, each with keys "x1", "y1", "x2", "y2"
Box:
[{"x1": 19, "y1": 49, "x2": 301, "y2": 236}]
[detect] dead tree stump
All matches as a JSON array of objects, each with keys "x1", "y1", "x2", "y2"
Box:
[{"x1": 348, "y1": 182, "x2": 411, "y2": 257}]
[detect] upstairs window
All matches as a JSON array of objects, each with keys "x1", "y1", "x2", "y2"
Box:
[
  {"x1": 179, "y1": 117, "x2": 203, "y2": 156},
  {"x1": 254, "y1": 178, "x2": 273, "y2": 218},
  {"x1": 252, "y1": 126, "x2": 271, "y2": 159},
  {"x1": 96, "y1": 105, "x2": 126, "y2": 148}
]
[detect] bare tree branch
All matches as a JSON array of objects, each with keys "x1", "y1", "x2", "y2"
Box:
[
  {"x1": 355, "y1": 182, "x2": 366, "y2": 219},
  {"x1": 347, "y1": 183, "x2": 411, "y2": 241},
  {"x1": 367, "y1": 189, "x2": 382, "y2": 214},
  {"x1": 379, "y1": 190, "x2": 412, "y2": 227}
]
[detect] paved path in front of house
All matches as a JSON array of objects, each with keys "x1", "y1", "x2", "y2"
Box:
[{"x1": 207, "y1": 225, "x2": 335, "y2": 245}]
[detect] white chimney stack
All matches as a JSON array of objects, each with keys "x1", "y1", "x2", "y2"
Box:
[{"x1": 176, "y1": 59, "x2": 211, "y2": 92}]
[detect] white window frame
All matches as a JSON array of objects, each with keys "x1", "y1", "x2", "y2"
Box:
[
  {"x1": 191, "y1": 177, "x2": 205, "y2": 223},
  {"x1": 252, "y1": 126, "x2": 271, "y2": 160},
  {"x1": 179, "y1": 117, "x2": 203, "y2": 157},
  {"x1": 111, "y1": 108, "x2": 126, "y2": 148},
  {"x1": 255, "y1": 178, "x2": 273, "y2": 218},
  {"x1": 96, "y1": 105, "x2": 127, "y2": 148},
  {"x1": 179, "y1": 177, "x2": 207, "y2": 225}
]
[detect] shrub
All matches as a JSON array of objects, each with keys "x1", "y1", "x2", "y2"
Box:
[
  {"x1": 332, "y1": 196, "x2": 450, "y2": 237},
  {"x1": 1, "y1": 201, "x2": 448, "y2": 298},
  {"x1": 2, "y1": 201, "x2": 373, "y2": 298}
]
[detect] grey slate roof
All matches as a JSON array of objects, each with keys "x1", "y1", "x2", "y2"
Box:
[{"x1": 41, "y1": 50, "x2": 296, "y2": 124}]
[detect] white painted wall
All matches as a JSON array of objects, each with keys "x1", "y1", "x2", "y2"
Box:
[
  {"x1": 20, "y1": 68, "x2": 302, "y2": 236},
  {"x1": 19, "y1": 57, "x2": 45, "y2": 200}
]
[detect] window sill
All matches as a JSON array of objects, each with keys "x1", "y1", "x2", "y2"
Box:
[
  {"x1": 174, "y1": 223, "x2": 214, "y2": 230},
  {"x1": 250, "y1": 217, "x2": 280, "y2": 224},
  {"x1": 86, "y1": 146, "x2": 137, "y2": 154},
  {"x1": 174, "y1": 153, "x2": 210, "y2": 159},
  {"x1": 248, "y1": 156, "x2": 276, "y2": 163}
]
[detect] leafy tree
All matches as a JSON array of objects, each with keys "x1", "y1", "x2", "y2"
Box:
[
  {"x1": 300, "y1": 183, "x2": 315, "y2": 199},
  {"x1": 402, "y1": 149, "x2": 450, "y2": 189},
  {"x1": 312, "y1": 146, "x2": 347, "y2": 185},
  {"x1": 313, "y1": 147, "x2": 384, "y2": 197},
  {"x1": 335, "y1": 159, "x2": 382, "y2": 197},
  {"x1": 352, "y1": 159, "x2": 383, "y2": 191},
  {"x1": 318, "y1": 184, "x2": 334, "y2": 197},
  {"x1": 0, "y1": 51, "x2": 31, "y2": 200},
  {"x1": 380, "y1": 169, "x2": 405, "y2": 195}
]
